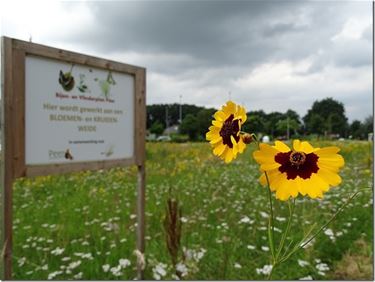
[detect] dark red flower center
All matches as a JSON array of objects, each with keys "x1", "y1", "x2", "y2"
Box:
[
  {"x1": 219, "y1": 114, "x2": 241, "y2": 148},
  {"x1": 275, "y1": 150, "x2": 319, "y2": 180}
]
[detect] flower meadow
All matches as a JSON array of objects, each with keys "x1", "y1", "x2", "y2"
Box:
[{"x1": 13, "y1": 140, "x2": 373, "y2": 280}]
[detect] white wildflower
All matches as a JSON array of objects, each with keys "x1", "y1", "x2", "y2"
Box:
[
  {"x1": 18, "y1": 257, "x2": 26, "y2": 267},
  {"x1": 110, "y1": 265, "x2": 122, "y2": 276},
  {"x1": 324, "y1": 228, "x2": 335, "y2": 237},
  {"x1": 256, "y1": 264, "x2": 273, "y2": 275},
  {"x1": 51, "y1": 247, "x2": 64, "y2": 256},
  {"x1": 195, "y1": 248, "x2": 206, "y2": 261},
  {"x1": 119, "y1": 258, "x2": 131, "y2": 268},
  {"x1": 61, "y1": 257, "x2": 71, "y2": 261},
  {"x1": 260, "y1": 211, "x2": 269, "y2": 218},
  {"x1": 47, "y1": 270, "x2": 63, "y2": 280},
  {"x1": 74, "y1": 272, "x2": 83, "y2": 279},
  {"x1": 176, "y1": 262, "x2": 188, "y2": 277},
  {"x1": 299, "y1": 275, "x2": 313, "y2": 280},
  {"x1": 276, "y1": 216, "x2": 286, "y2": 222},
  {"x1": 317, "y1": 271, "x2": 325, "y2": 276},
  {"x1": 316, "y1": 263, "x2": 329, "y2": 272},
  {"x1": 153, "y1": 263, "x2": 167, "y2": 277},
  {"x1": 234, "y1": 262, "x2": 242, "y2": 269},
  {"x1": 261, "y1": 246, "x2": 269, "y2": 252},
  {"x1": 102, "y1": 264, "x2": 110, "y2": 272},
  {"x1": 68, "y1": 260, "x2": 81, "y2": 270},
  {"x1": 180, "y1": 217, "x2": 188, "y2": 223},
  {"x1": 239, "y1": 216, "x2": 253, "y2": 224},
  {"x1": 247, "y1": 245, "x2": 255, "y2": 250},
  {"x1": 298, "y1": 259, "x2": 310, "y2": 267}
]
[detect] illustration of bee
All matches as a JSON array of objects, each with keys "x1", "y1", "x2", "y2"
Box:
[
  {"x1": 65, "y1": 149, "x2": 74, "y2": 160},
  {"x1": 58, "y1": 64, "x2": 75, "y2": 91}
]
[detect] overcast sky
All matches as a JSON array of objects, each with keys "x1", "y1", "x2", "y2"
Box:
[{"x1": 1, "y1": 0, "x2": 373, "y2": 122}]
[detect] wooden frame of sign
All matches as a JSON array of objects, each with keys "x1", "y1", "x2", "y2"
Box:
[{"x1": 0, "y1": 37, "x2": 146, "y2": 280}]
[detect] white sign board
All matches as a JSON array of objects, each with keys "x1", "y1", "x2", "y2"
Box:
[{"x1": 25, "y1": 56, "x2": 135, "y2": 165}]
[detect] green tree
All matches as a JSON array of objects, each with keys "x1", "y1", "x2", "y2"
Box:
[
  {"x1": 349, "y1": 120, "x2": 363, "y2": 139},
  {"x1": 276, "y1": 118, "x2": 300, "y2": 138},
  {"x1": 179, "y1": 114, "x2": 198, "y2": 140},
  {"x1": 196, "y1": 108, "x2": 217, "y2": 140},
  {"x1": 362, "y1": 115, "x2": 373, "y2": 136},
  {"x1": 149, "y1": 121, "x2": 165, "y2": 135},
  {"x1": 303, "y1": 98, "x2": 348, "y2": 137},
  {"x1": 267, "y1": 112, "x2": 284, "y2": 137},
  {"x1": 242, "y1": 110, "x2": 267, "y2": 134}
]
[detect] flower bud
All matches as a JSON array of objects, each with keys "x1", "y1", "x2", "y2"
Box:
[{"x1": 242, "y1": 133, "x2": 253, "y2": 144}]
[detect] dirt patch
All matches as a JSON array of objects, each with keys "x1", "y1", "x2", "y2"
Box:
[{"x1": 332, "y1": 238, "x2": 373, "y2": 280}]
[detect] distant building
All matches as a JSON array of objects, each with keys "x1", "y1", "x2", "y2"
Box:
[
  {"x1": 368, "y1": 133, "x2": 373, "y2": 142},
  {"x1": 163, "y1": 125, "x2": 179, "y2": 135}
]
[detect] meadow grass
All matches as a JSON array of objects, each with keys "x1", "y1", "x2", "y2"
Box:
[{"x1": 13, "y1": 141, "x2": 373, "y2": 280}]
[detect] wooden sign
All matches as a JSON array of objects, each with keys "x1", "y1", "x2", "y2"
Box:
[{"x1": 0, "y1": 37, "x2": 146, "y2": 279}]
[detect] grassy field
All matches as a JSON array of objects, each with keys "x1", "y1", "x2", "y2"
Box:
[{"x1": 13, "y1": 141, "x2": 373, "y2": 280}]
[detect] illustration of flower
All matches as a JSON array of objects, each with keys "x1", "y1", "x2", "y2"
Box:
[
  {"x1": 96, "y1": 71, "x2": 116, "y2": 98},
  {"x1": 77, "y1": 74, "x2": 90, "y2": 93}
]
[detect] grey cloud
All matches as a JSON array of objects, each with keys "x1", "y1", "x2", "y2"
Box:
[{"x1": 5, "y1": 0, "x2": 370, "y2": 121}]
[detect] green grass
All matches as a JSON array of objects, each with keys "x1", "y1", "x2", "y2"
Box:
[{"x1": 13, "y1": 141, "x2": 373, "y2": 280}]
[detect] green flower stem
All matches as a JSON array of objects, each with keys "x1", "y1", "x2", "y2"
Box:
[
  {"x1": 275, "y1": 199, "x2": 295, "y2": 261},
  {"x1": 279, "y1": 190, "x2": 360, "y2": 264},
  {"x1": 265, "y1": 171, "x2": 276, "y2": 262},
  {"x1": 252, "y1": 135, "x2": 276, "y2": 277}
]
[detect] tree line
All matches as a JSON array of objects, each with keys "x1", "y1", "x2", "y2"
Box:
[{"x1": 147, "y1": 98, "x2": 373, "y2": 141}]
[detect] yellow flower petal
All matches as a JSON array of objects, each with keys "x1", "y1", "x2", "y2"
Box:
[
  {"x1": 253, "y1": 143, "x2": 279, "y2": 163},
  {"x1": 318, "y1": 155, "x2": 345, "y2": 168},
  {"x1": 315, "y1": 146, "x2": 340, "y2": 155},
  {"x1": 293, "y1": 140, "x2": 315, "y2": 154},
  {"x1": 304, "y1": 174, "x2": 329, "y2": 198},
  {"x1": 237, "y1": 139, "x2": 246, "y2": 153},
  {"x1": 213, "y1": 143, "x2": 226, "y2": 156},
  {"x1": 236, "y1": 105, "x2": 247, "y2": 123},
  {"x1": 317, "y1": 168, "x2": 342, "y2": 186},
  {"x1": 273, "y1": 141, "x2": 290, "y2": 152},
  {"x1": 275, "y1": 178, "x2": 298, "y2": 201},
  {"x1": 209, "y1": 136, "x2": 222, "y2": 145},
  {"x1": 208, "y1": 125, "x2": 220, "y2": 132},
  {"x1": 214, "y1": 111, "x2": 226, "y2": 121},
  {"x1": 212, "y1": 120, "x2": 223, "y2": 127},
  {"x1": 259, "y1": 173, "x2": 267, "y2": 186},
  {"x1": 206, "y1": 130, "x2": 220, "y2": 140},
  {"x1": 223, "y1": 148, "x2": 234, "y2": 163},
  {"x1": 230, "y1": 136, "x2": 238, "y2": 156},
  {"x1": 222, "y1": 101, "x2": 236, "y2": 114},
  {"x1": 260, "y1": 163, "x2": 280, "y2": 171}
]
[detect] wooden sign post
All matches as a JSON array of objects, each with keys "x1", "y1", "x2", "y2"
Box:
[{"x1": 0, "y1": 37, "x2": 146, "y2": 280}]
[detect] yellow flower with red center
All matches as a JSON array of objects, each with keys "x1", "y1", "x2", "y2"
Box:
[
  {"x1": 253, "y1": 140, "x2": 345, "y2": 200},
  {"x1": 206, "y1": 101, "x2": 247, "y2": 163}
]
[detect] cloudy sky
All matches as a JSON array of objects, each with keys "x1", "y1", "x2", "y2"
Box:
[{"x1": 1, "y1": 0, "x2": 373, "y2": 122}]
